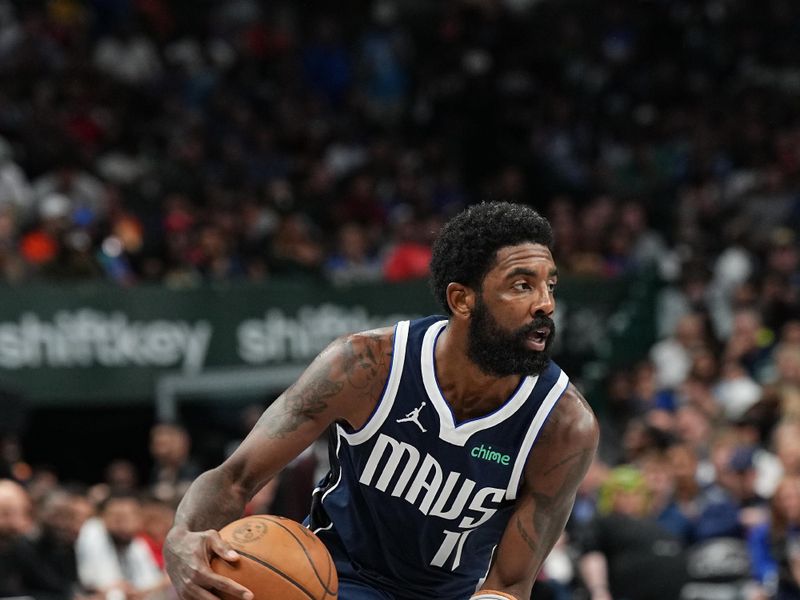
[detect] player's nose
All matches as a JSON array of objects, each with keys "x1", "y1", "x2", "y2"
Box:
[{"x1": 531, "y1": 285, "x2": 554, "y2": 316}]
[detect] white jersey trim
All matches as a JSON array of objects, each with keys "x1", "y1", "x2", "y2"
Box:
[
  {"x1": 340, "y1": 320, "x2": 410, "y2": 446},
  {"x1": 314, "y1": 425, "x2": 344, "y2": 534},
  {"x1": 421, "y1": 320, "x2": 539, "y2": 447},
  {"x1": 505, "y1": 369, "x2": 569, "y2": 500}
]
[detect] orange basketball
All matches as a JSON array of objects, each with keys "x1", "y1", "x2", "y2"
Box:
[{"x1": 211, "y1": 515, "x2": 338, "y2": 600}]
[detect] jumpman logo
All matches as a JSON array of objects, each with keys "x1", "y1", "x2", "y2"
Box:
[{"x1": 396, "y1": 401, "x2": 427, "y2": 432}]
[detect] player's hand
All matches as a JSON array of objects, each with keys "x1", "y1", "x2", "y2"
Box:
[{"x1": 164, "y1": 527, "x2": 254, "y2": 600}]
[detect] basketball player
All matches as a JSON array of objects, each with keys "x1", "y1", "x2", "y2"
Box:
[{"x1": 164, "y1": 202, "x2": 599, "y2": 600}]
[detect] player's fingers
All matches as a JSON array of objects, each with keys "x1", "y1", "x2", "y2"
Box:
[
  {"x1": 204, "y1": 530, "x2": 240, "y2": 562},
  {"x1": 183, "y1": 582, "x2": 229, "y2": 600},
  {"x1": 197, "y1": 571, "x2": 254, "y2": 600}
]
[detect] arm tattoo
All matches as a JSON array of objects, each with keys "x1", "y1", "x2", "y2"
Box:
[
  {"x1": 516, "y1": 447, "x2": 594, "y2": 557},
  {"x1": 263, "y1": 368, "x2": 344, "y2": 439},
  {"x1": 260, "y1": 334, "x2": 391, "y2": 439},
  {"x1": 174, "y1": 332, "x2": 392, "y2": 532},
  {"x1": 342, "y1": 333, "x2": 392, "y2": 390}
]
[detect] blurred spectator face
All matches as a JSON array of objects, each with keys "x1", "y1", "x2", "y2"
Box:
[
  {"x1": 675, "y1": 313, "x2": 705, "y2": 348},
  {"x1": 102, "y1": 497, "x2": 143, "y2": 546},
  {"x1": 640, "y1": 453, "x2": 675, "y2": 502},
  {"x1": 39, "y1": 491, "x2": 78, "y2": 544},
  {"x1": 731, "y1": 281, "x2": 759, "y2": 309},
  {"x1": 722, "y1": 446, "x2": 758, "y2": 500},
  {"x1": 679, "y1": 377, "x2": 718, "y2": 418},
  {"x1": 633, "y1": 361, "x2": 657, "y2": 401},
  {"x1": 690, "y1": 347, "x2": 719, "y2": 383},
  {"x1": 105, "y1": 459, "x2": 139, "y2": 491},
  {"x1": 582, "y1": 196, "x2": 615, "y2": 236},
  {"x1": 667, "y1": 444, "x2": 698, "y2": 485},
  {"x1": 675, "y1": 404, "x2": 712, "y2": 448},
  {"x1": 773, "y1": 476, "x2": 800, "y2": 525},
  {"x1": 607, "y1": 225, "x2": 633, "y2": 258},
  {"x1": 619, "y1": 201, "x2": 647, "y2": 234},
  {"x1": 622, "y1": 419, "x2": 650, "y2": 461},
  {"x1": 730, "y1": 309, "x2": 761, "y2": 347},
  {"x1": 599, "y1": 466, "x2": 650, "y2": 517},
  {"x1": 767, "y1": 236, "x2": 798, "y2": 275},
  {"x1": 71, "y1": 494, "x2": 94, "y2": 534},
  {"x1": 646, "y1": 409, "x2": 675, "y2": 433},
  {"x1": 26, "y1": 467, "x2": 60, "y2": 505},
  {"x1": 606, "y1": 370, "x2": 633, "y2": 409},
  {"x1": 775, "y1": 344, "x2": 800, "y2": 384},
  {"x1": 0, "y1": 479, "x2": 31, "y2": 537},
  {"x1": 782, "y1": 321, "x2": 800, "y2": 345},
  {"x1": 774, "y1": 422, "x2": 800, "y2": 474},
  {"x1": 613, "y1": 488, "x2": 649, "y2": 517},
  {"x1": 141, "y1": 499, "x2": 175, "y2": 545},
  {"x1": 199, "y1": 225, "x2": 228, "y2": 260},
  {"x1": 578, "y1": 458, "x2": 611, "y2": 496},
  {"x1": 150, "y1": 423, "x2": 190, "y2": 467},
  {"x1": 681, "y1": 273, "x2": 709, "y2": 306},
  {"x1": 338, "y1": 223, "x2": 368, "y2": 261},
  {"x1": 709, "y1": 429, "x2": 739, "y2": 483}
]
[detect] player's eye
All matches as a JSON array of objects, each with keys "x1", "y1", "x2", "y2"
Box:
[
  {"x1": 513, "y1": 281, "x2": 531, "y2": 291},
  {"x1": 548, "y1": 281, "x2": 557, "y2": 292}
]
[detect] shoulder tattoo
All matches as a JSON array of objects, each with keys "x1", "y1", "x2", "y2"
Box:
[{"x1": 259, "y1": 332, "x2": 393, "y2": 438}]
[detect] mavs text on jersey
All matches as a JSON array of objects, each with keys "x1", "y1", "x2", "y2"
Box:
[{"x1": 308, "y1": 316, "x2": 569, "y2": 600}]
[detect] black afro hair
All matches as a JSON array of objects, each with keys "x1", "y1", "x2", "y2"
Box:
[{"x1": 429, "y1": 201, "x2": 553, "y2": 314}]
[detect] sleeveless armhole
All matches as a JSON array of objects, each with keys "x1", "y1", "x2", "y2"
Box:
[
  {"x1": 338, "y1": 320, "x2": 410, "y2": 446},
  {"x1": 505, "y1": 370, "x2": 570, "y2": 501}
]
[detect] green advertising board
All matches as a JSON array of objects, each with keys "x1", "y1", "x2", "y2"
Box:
[{"x1": 0, "y1": 276, "x2": 657, "y2": 408}]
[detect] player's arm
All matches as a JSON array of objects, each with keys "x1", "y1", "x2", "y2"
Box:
[
  {"x1": 164, "y1": 328, "x2": 394, "y2": 600},
  {"x1": 474, "y1": 384, "x2": 599, "y2": 600}
]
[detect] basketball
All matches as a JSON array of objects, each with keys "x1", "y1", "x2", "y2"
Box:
[{"x1": 211, "y1": 515, "x2": 338, "y2": 600}]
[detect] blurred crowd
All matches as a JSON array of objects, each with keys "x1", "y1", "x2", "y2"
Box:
[
  {"x1": 1, "y1": 0, "x2": 800, "y2": 599},
  {"x1": 0, "y1": 0, "x2": 797, "y2": 288},
  {"x1": 0, "y1": 420, "x2": 326, "y2": 600}
]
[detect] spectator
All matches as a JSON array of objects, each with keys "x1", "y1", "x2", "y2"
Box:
[
  {"x1": 33, "y1": 488, "x2": 85, "y2": 591},
  {"x1": 139, "y1": 497, "x2": 175, "y2": 571},
  {"x1": 32, "y1": 162, "x2": 107, "y2": 223},
  {"x1": 268, "y1": 213, "x2": 325, "y2": 279},
  {"x1": 639, "y1": 450, "x2": 693, "y2": 543},
  {"x1": 769, "y1": 341, "x2": 800, "y2": 421},
  {"x1": 93, "y1": 22, "x2": 163, "y2": 86},
  {"x1": 577, "y1": 465, "x2": 688, "y2": 600},
  {"x1": 0, "y1": 479, "x2": 64, "y2": 597},
  {"x1": 382, "y1": 210, "x2": 433, "y2": 282},
  {"x1": 0, "y1": 135, "x2": 33, "y2": 219},
  {"x1": 724, "y1": 308, "x2": 774, "y2": 380},
  {"x1": 76, "y1": 492, "x2": 167, "y2": 598},
  {"x1": 148, "y1": 423, "x2": 200, "y2": 503},
  {"x1": 722, "y1": 446, "x2": 770, "y2": 530},
  {"x1": 667, "y1": 441, "x2": 743, "y2": 543},
  {"x1": 650, "y1": 313, "x2": 708, "y2": 391},
  {"x1": 748, "y1": 475, "x2": 800, "y2": 599},
  {"x1": 324, "y1": 222, "x2": 383, "y2": 286},
  {"x1": 0, "y1": 477, "x2": 33, "y2": 535},
  {"x1": 774, "y1": 421, "x2": 800, "y2": 477}
]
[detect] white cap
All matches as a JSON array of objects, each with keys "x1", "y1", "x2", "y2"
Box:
[
  {"x1": 39, "y1": 193, "x2": 71, "y2": 220},
  {"x1": 716, "y1": 376, "x2": 762, "y2": 421}
]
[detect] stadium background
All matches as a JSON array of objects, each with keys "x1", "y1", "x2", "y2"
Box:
[{"x1": 0, "y1": 0, "x2": 799, "y2": 598}]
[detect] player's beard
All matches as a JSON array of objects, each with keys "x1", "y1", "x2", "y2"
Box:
[{"x1": 467, "y1": 295, "x2": 555, "y2": 377}]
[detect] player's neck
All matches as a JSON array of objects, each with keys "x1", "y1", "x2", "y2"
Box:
[{"x1": 434, "y1": 324, "x2": 522, "y2": 419}]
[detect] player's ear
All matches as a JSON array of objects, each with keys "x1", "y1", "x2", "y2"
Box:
[{"x1": 446, "y1": 282, "x2": 475, "y2": 319}]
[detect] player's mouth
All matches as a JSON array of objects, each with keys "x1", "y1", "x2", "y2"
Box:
[{"x1": 524, "y1": 327, "x2": 550, "y2": 352}]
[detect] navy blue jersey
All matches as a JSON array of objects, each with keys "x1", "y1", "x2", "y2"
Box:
[{"x1": 308, "y1": 316, "x2": 569, "y2": 599}]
